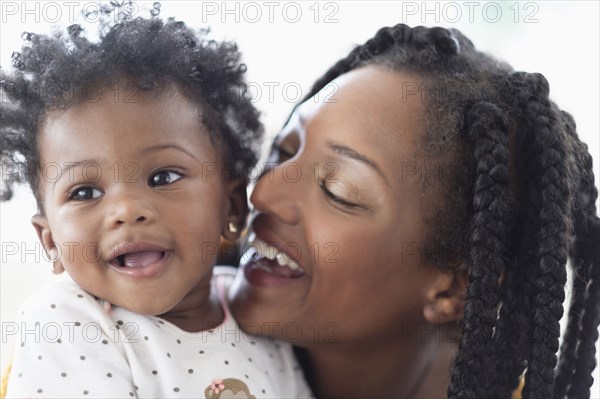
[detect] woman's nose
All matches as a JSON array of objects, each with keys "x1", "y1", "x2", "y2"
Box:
[
  {"x1": 105, "y1": 189, "x2": 155, "y2": 229},
  {"x1": 251, "y1": 161, "x2": 302, "y2": 225}
]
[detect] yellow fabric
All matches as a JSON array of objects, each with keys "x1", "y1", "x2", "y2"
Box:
[
  {"x1": 511, "y1": 375, "x2": 525, "y2": 399},
  {"x1": 1, "y1": 359, "x2": 11, "y2": 399}
]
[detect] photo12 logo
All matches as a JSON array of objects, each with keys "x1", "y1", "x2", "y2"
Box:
[
  {"x1": 400, "y1": 1, "x2": 540, "y2": 24},
  {"x1": 1, "y1": 1, "x2": 142, "y2": 24},
  {"x1": 197, "y1": 1, "x2": 340, "y2": 24}
]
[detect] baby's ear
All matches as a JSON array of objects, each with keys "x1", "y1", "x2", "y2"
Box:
[
  {"x1": 31, "y1": 214, "x2": 64, "y2": 274},
  {"x1": 222, "y1": 178, "x2": 249, "y2": 241},
  {"x1": 422, "y1": 264, "x2": 468, "y2": 324}
]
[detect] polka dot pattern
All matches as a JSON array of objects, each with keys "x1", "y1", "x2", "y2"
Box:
[{"x1": 7, "y1": 268, "x2": 314, "y2": 398}]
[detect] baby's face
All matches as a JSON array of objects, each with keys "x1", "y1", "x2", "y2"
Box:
[{"x1": 33, "y1": 83, "x2": 233, "y2": 316}]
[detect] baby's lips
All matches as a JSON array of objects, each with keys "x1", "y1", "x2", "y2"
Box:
[
  {"x1": 106, "y1": 241, "x2": 170, "y2": 264},
  {"x1": 120, "y1": 250, "x2": 165, "y2": 268}
]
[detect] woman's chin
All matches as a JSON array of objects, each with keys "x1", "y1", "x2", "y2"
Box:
[{"x1": 229, "y1": 269, "x2": 302, "y2": 337}]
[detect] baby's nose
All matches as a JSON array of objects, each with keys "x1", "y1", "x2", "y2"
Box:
[{"x1": 105, "y1": 191, "x2": 155, "y2": 228}]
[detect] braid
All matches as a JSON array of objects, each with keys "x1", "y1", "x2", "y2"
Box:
[
  {"x1": 563, "y1": 113, "x2": 600, "y2": 398},
  {"x1": 568, "y1": 252, "x2": 600, "y2": 398},
  {"x1": 447, "y1": 101, "x2": 512, "y2": 398},
  {"x1": 490, "y1": 257, "x2": 532, "y2": 397},
  {"x1": 554, "y1": 112, "x2": 597, "y2": 398},
  {"x1": 554, "y1": 259, "x2": 587, "y2": 398},
  {"x1": 518, "y1": 73, "x2": 573, "y2": 399},
  {"x1": 488, "y1": 72, "x2": 545, "y2": 397},
  {"x1": 567, "y1": 222, "x2": 600, "y2": 396}
]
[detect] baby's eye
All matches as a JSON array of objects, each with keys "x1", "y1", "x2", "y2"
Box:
[
  {"x1": 69, "y1": 187, "x2": 102, "y2": 201},
  {"x1": 149, "y1": 170, "x2": 183, "y2": 187}
]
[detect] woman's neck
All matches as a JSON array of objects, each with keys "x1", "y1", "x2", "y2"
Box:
[{"x1": 300, "y1": 337, "x2": 456, "y2": 399}]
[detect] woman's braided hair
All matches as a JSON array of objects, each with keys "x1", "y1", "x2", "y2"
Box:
[
  {"x1": 1, "y1": 2, "x2": 262, "y2": 210},
  {"x1": 300, "y1": 24, "x2": 599, "y2": 398}
]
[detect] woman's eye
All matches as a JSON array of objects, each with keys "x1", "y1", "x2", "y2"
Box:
[
  {"x1": 267, "y1": 146, "x2": 294, "y2": 164},
  {"x1": 319, "y1": 181, "x2": 358, "y2": 209},
  {"x1": 149, "y1": 170, "x2": 183, "y2": 187},
  {"x1": 276, "y1": 147, "x2": 295, "y2": 162},
  {"x1": 69, "y1": 187, "x2": 102, "y2": 201}
]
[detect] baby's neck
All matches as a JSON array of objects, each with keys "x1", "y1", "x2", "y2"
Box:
[{"x1": 158, "y1": 281, "x2": 224, "y2": 333}]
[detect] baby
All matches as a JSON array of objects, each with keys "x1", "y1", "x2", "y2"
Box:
[{"x1": 1, "y1": 7, "x2": 310, "y2": 399}]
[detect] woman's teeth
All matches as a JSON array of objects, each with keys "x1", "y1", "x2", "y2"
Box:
[{"x1": 249, "y1": 238, "x2": 302, "y2": 271}]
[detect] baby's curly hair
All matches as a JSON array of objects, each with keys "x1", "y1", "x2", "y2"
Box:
[{"x1": 1, "y1": 3, "x2": 262, "y2": 210}]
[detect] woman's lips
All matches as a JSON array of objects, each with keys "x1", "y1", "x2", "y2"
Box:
[{"x1": 243, "y1": 259, "x2": 306, "y2": 287}]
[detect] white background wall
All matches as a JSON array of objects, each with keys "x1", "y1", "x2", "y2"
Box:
[{"x1": 1, "y1": 1, "x2": 598, "y2": 396}]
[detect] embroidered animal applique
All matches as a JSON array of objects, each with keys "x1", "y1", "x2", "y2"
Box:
[{"x1": 204, "y1": 378, "x2": 256, "y2": 399}]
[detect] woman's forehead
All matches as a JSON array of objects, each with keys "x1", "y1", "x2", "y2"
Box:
[{"x1": 295, "y1": 65, "x2": 426, "y2": 159}]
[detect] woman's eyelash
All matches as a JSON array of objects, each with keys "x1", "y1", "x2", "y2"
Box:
[
  {"x1": 319, "y1": 180, "x2": 358, "y2": 208},
  {"x1": 273, "y1": 146, "x2": 294, "y2": 161}
]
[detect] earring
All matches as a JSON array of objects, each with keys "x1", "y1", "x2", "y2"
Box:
[
  {"x1": 52, "y1": 262, "x2": 64, "y2": 275},
  {"x1": 48, "y1": 247, "x2": 58, "y2": 261},
  {"x1": 48, "y1": 247, "x2": 63, "y2": 274},
  {"x1": 228, "y1": 222, "x2": 238, "y2": 234}
]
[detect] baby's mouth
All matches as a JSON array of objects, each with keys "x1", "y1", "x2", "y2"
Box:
[{"x1": 110, "y1": 251, "x2": 166, "y2": 268}]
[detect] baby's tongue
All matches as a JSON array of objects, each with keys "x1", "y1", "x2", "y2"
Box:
[{"x1": 123, "y1": 251, "x2": 163, "y2": 268}]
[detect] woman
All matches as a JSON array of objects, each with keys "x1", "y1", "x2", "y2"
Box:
[{"x1": 229, "y1": 25, "x2": 600, "y2": 398}]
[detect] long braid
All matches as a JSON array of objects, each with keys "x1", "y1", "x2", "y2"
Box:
[
  {"x1": 520, "y1": 73, "x2": 573, "y2": 399},
  {"x1": 490, "y1": 210, "x2": 536, "y2": 397},
  {"x1": 488, "y1": 72, "x2": 548, "y2": 398},
  {"x1": 491, "y1": 256, "x2": 533, "y2": 397},
  {"x1": 554, "y1": 258, "x2": 586, "y2": 398},
  {"x1": 554, "y1": 112, "x2": 596, "y2": 398},
  {"x1": 568, "y1": 254, "x2": 600, "y2": 398},
  {"x1": 490, "y1": 191, "x2": 538, "y2": 398},
  {"x1": 564, "y1": 113, "x2": 600, "y2": 398},
  {"x1": 447, "y1": 101, "x2": 512, "y2": 398}
]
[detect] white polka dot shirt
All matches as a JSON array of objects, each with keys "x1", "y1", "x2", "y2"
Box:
[{"x1": 6, "y1": 267, "x2": 312, "y2": 398}]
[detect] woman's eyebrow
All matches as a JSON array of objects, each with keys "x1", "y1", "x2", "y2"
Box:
[{"x1": 327, "y1": 141, "x2": 389, "y2": 186}]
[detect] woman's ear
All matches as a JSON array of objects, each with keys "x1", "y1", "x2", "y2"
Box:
[
  {"x1": 422, "y1": 264, "x2": 469, "y2": 324},
  {"x1": 31, "y1": 214, "x2": 64, "y2": 274},
  {"x1": 222, "y1": 178, "x2": 249, "y2": 241}
]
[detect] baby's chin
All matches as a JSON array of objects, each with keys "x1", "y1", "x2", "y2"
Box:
[{"x1": 113, "y1": 297, "x2": 181, "y2": 317}]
